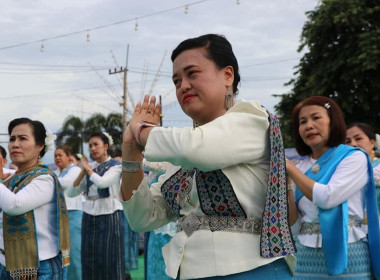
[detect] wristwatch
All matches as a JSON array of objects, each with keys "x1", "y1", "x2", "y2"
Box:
[{"x1": 135, "y1": 121, "x2": 157, "y2": 145}]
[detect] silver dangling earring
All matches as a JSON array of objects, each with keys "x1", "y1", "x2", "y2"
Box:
[{"x1": 225, "y1": 90, "x2": 234, "y2": 110}]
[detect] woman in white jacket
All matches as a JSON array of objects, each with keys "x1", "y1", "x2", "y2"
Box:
[{"x1": 120, "y1": 34, "x2": 295, "y2": 279}]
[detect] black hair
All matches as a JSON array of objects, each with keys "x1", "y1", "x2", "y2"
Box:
[
  {"x1": 88, "y1": 132, "x2": 111, "y2": 151},
  {"x1": 0, "y1": 145, "x2": 6, "y2": 159},
  {"x1": 171, "y1": 34, "x2": 241, "y2": 95},
  {"x1": 346, "y1": 122, "x2": 376, "y2": 141},
  {"x1": 8, "y1": 118, "x2": 47, "y2": 158}
]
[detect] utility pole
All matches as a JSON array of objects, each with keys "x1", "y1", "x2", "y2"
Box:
[
  {"x1": 109, "y1": 44, "x2": 129, "y2": 132},
  {"x1": 159, "y1": 95, "x2": 163, "y2": 126}
]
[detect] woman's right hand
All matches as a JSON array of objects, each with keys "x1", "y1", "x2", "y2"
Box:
[{"x1": 79, "y1": 156, "x2": 92, "y2": 174}]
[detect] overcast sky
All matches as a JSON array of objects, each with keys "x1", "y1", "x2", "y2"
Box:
[{"x1": 0, "y1": 0, "x2": 319, "y2": 164}]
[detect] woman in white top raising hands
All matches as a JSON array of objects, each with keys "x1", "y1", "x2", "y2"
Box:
[{"x1": 70, "y1": 132, "x2": 124, "y2": 280}]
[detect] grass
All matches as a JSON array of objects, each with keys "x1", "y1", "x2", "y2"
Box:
[{"x1": 130, "y1": 255, "x2": 144, "y2": 280}]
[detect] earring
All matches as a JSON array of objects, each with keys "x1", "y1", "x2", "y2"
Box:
[
  {"x1": 225, "y1": 90, "x2": 234, "y2": 110},
  {"x1": 371, "y1": 149, "x2": 375, "y2": 160},
  {"x1": 193, "y1": 120, "x2": 199, "y2": 128}
]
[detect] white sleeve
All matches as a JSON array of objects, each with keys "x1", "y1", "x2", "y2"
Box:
[
  {"x1": 66, "y1": 173, "x2": 86, "y2": 198},
  {"x1": 143, "y1": 159, "x2": 169, "y2": 174},
  {"x1": 122, "y1": 170, "x2": 178, "y2": 232},
  {"x1": 312, "y1": 151, "x2": 369, "y2": 209},
  {"x1": 89, "y1": 164, "x2": 121, "y2": 189},
  {"x1": 57, "y1": 167, "x2": 82, "y2": 190},
  {"x1": 0, "y1": 175, "x2": 55, "y2": 215},
  {"x1": 145, "y1": 101, "x2": 269, "y2": 171},
  {"x1": 373, "y1": 164, "x2": 380, "y2": 186}
]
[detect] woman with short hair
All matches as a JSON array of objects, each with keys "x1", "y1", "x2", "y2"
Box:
[
  {"x1": 286, "y1": 96, "x2": 380, "y2": 279},
  {"x1": 0, "y1": 117, "x2": 70, "y2": 279}
]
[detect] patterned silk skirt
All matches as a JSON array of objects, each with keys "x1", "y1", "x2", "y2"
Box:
[
  {"x1": 81, "y1": 210, "x2": 125, "y2": 280},
  {"x1": 294, "y1": 239, "x2": 372, "y2": 279}
]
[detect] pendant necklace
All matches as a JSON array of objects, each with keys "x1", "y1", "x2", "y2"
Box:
[{"x1": 311, "y1": 148, "x2": 337, "y2": 174}]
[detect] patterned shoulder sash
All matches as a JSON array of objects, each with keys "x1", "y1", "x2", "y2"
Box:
[
  {"x1": 260, "y1": 110, "x2": 296, "y2": 257},
  {"x1": 4, "y1": 164, "x2": 70, "y2": 278}
]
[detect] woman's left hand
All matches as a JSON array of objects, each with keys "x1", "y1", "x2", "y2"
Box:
[{"x1": 285, "y1": 159, "x2": 296, "y2": 174}]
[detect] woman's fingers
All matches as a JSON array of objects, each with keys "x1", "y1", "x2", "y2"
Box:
[
  {"x1": 134, "y1": 95, "x2": 157, "y2": 115},
  {"x1": 141, "y1": 95, "x2": 150, "y2": 112},
  {"x1": 147, "y1": 96, "x2": 157, "y2": 115},
  {"x1": 154, "y1": 101, "x2": 161, "y2": 117},
  {"x1": 129, "y1": 95, "x2": 160, "y2": 128}
]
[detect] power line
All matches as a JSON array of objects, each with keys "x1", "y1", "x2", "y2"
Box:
[
  {"x1": 88, "y1": 62, "x2": 122, "y2": 103},
  {"x1": 240, "y1": 57, "x2": 301, "y2": 67},
  {"x1": 0, "y1": 85, "x2": 116, "y2": 100},
  {"x1": 0, "y1": 62, "x2": 172, "y2": 77},
  {"x1": 72, "y1": 94, "x2": 118, "y2": 113},
  {"x1": 0, "y1": 61, "x2": 108, "y2": 68},
  {"x1": 0, "y1": 0, "x2": 212, "y2": 51},
  {"x1": 0, "y1": 69, "x2": 101, "y2": 75}
]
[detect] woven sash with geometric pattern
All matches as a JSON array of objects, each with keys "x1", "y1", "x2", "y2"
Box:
[
  {"x1": 161, "y1": 168, "x2": 196, "y2": 216},
  {"x1": 196, "y1": 170, "x2": 246, "y2": 218},
  {"x1": 161, "y1": 168, "x2": 247, "y2": 220},
  {"x1": 260, "y1": 111, "x2": 297, "y2": 257}
]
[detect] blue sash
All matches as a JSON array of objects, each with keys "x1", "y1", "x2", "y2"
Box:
[
  {"x1": 295, "y1": 145, "x2": 380, "y2": 277},
  {"x1": 372, "y1": 158, "x2": 380, "y2": 168},
  {"x1": 56, "y1": 164, "x2": 75, "y2": 179},
  {"x1": 86, "y1": 158, "x2": 120, "y2": 198},
  {"x1": 365, "y1": 156, "x2": 380, "y2": 279}
]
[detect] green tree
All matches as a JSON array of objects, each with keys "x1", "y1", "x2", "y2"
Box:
[
  {"x1": 56, "y1": 112, "x2": 123, "y2": 155},
  {"x1": 55, "y1": 116, "x2": 84, "y2": 154},
  {"x1": 83, "y1": 113, "x2": 107, "y2": 141},
  {"x1": 84, "y1": 113, "x2": 123, "y2": 155},
  {"x1": 275, "y1": 0, "x2": 380, "y2": 147}
]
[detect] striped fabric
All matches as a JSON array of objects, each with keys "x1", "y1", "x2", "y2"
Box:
[
  {"x1": 81, "y1": 210, "x2": 125, "y2": 280},
  {"x1": 294, "y1": 240, "x2": 372, "y2": 279}
]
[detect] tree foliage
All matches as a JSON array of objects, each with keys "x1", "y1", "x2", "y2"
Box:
[
  {"x1": 55, "y1": 116, "x2": 84, "y2": 154},
  {"x1": 56, "y1": 112, "x2": 123, "y2": 155},
  {"x1": 275, "y1": 0, "x2": 380, "y2": 147}
]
